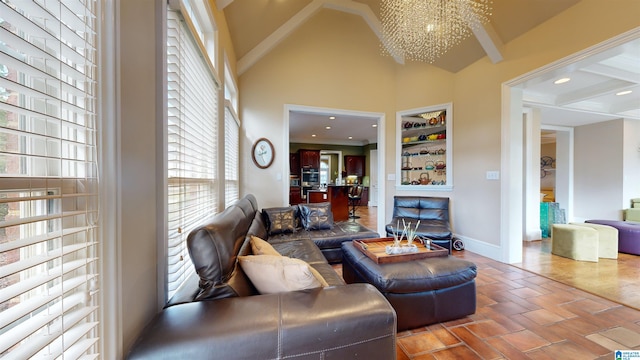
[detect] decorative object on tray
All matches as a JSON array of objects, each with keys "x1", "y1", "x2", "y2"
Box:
[
  {"x1": 354, "y1": 237, "x2": 448, "y2": 264},
  {"x1": 384, "y1": 220, "x2": 421, "y2": 255}
]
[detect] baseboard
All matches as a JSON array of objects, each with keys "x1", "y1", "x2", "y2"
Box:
[{"x1": 453, "y1": 234, "x2": 502, "y2": 262}]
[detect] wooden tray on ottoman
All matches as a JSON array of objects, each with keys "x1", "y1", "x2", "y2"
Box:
[{"x1": 352, "y1": 237, "x2": 448, "y2": 264}]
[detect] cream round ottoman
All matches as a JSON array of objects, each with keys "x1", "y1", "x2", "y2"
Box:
[
  {"x1": 551, "y1": 224, "x2": 598, "y2": 262},
  {"x1": 569, "y1": 223, "x2": 618, "y2": 259}
]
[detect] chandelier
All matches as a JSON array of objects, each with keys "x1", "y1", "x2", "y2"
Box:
[{"x1": 381, "y1": 0, "x2": 493, "y2": 63}]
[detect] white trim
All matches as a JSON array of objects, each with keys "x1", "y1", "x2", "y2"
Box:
[
  {"x1": 239, "y1": 1, "x2": 324, "y2": 75},
  {"x1": 238, "y1": 0, "x2": 403, "y2": 75},
  {"x1": 500, "y1": 85, "x2": 524, "y2": 264},
  {"x1": 470, "y1": 22, "x2": 504, "y2": 63},
  {"x1": 157, "y1": 0, "x2": 169, "y2": 307},
  {"x1": 100, "y1": 0, "x2": 121, "y2": 357},
  {"x1": 283, "y1": 104, "x2": 386, "y2": 235},
  {"x1": 523, "y1": 108, "x2": 541, "y2": 241},
  {"x1": 454, "y1": 234, "x2": 503, "y2": 260},
  {"x1": 216, "y1": 0, "x2": 233, "y2": 10}
]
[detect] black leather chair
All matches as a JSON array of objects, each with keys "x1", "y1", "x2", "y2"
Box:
[
  {"x1": 348, "y1": 185, "x2": 363, "y2": 219},
  {"x1": 385, "y1": 196, "x2": 453, "y2": 253}
]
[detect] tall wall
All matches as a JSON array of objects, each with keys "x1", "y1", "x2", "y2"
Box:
[
  {"x1": 240, "y1": 0, "x2": 640, "y2": 252},
  {"x1": 118, "y1": 0, "x2": 160, "y2": 354}
]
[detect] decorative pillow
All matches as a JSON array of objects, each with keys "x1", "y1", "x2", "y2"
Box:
[
  {"x1": 250, "y1": 235, "x2": 280, "y2": 256},
  {"x1": 262, "y1": 207, "x2": 296, "y2": 235},
  {"x1": 299, "y1": 202, "x2": 334, "y2": 230},
  {"x1": 237, "y1": 255, "x2": 324, "y2": 294}
]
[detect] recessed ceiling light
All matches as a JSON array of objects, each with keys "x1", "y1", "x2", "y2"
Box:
[
  {"x1": 311, "y1": 134, "x2": 316, "y2": 137},
  {"x1": 372, "y1": 124, "x2": 377, "y2": 128},
  {"x1": 325, "y1": 126, "x2": 331, "y2": 130},
  {"x1": 554, "y1": 77, "x2": 571, "y2": 84},
  {"x1": 616, "y1": 90, "x2": 632, "y2": 96},
  {"x1": 348, "y1": 136, "x2": 353, "y2": 140},
  {"x1": 329, "y1": 116, "x2": 336, "y2": 120}
]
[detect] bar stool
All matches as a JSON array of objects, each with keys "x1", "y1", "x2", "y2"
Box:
[{"x1": 348, "y1": 185, "x2": 363, "y2": 219}]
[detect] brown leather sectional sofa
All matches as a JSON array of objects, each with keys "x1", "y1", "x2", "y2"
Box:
[{"x1": 127, "y1": 194, "x2": 396, "y2": 359}]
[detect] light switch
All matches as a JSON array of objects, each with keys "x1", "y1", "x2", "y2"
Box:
[{"x1": 486, "y1": 171, "x2": 500, "y2": 180}]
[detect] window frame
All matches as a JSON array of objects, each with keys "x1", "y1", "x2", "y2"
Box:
[{"x1": 163, "y1": 0, "x2": 221, "y2": 303}]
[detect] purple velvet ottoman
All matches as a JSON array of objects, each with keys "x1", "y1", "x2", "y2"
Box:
[{"x1": 585, "y1": 220, "x2": 640, "y2": 255}]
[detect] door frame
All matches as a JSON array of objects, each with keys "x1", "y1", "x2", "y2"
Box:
[
  {"x1": 283, "y1": 104, "x2": 386, "y2": 235},
  {"x1": 501, "y1": 29, "x2": 638, "y2": 263}
]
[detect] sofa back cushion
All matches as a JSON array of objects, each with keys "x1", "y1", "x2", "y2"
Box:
[
  {"x1": 187, "y1": 195, "x2": 258, "y2": 301},
  {"x1": 262, "y1": 206, "x2": 297, "y2": 235},
  {"x1": 392, "y1": 196, "x2": 450, "y2": 222},
  {"x1": 299, "y1": 202, "x2": 334, "y2": 230}
]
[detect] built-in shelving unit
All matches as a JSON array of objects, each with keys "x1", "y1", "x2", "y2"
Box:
[{"x1": 397, "y1": 103, "x2": 453, "y2": 190}]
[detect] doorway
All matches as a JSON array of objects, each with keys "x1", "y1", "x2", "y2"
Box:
[
  {"x1": 283, "y1": 104, "x2": 386, "y2": 235},
  {"x1": 502, "y1": 30, "x2": 638, "y2": 264}
]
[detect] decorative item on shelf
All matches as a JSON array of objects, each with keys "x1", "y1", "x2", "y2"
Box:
[
  {"x1": 419, "y1": 148, "x2": 429, "y2": 155},
  {"x1": 424, "y1": 161, "x2": 435, "y2": 170},
  {"x1": 428, "y1": 117, "x2": 438, "y2": 125},
  {"x1": 418, "y1": 134, "x2": 427, "y2": 141},
  {"x1": 439, "y1": 112, "x2": 446, "y2": 125},
  {"x1": 437, "y1": 133, "x2": 446, "y2": 139},
  {"x1": 402, "y1": 137, "x2": 410, "y2": 143},
  {"x1": 427, "y1": 134, "x2": 438, "y2": 140},
  {"x1": 435, "y1": 161, "x2": 446, "y2": 170},
  {"x1": 409, "y1": 136, "x2": 419, "y2": 142},
  {"x1": 420, "y1": 172, "x2": 431, "y2": 185},
  {"x1": 437, "y1": 148, "x2": 446, "y2": 155}
]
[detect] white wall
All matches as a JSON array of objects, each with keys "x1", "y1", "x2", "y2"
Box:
[
  {"x1": 623, "y1": 119, "x2": 640, "y2": 208},
  {"x1": 118, "y1": 0, "x2": 161, "y2": 354},
  {"x1": 574, "y1": 120, "x2": 624, "y2": 220}
]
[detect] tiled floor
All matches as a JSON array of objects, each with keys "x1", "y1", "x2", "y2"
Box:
[
  {"x1": 394, "y1": 250, "x2": 640, "y2": 359},
  {"x1": 347, "y1": 206, "x2": 640, "y2": 359}
]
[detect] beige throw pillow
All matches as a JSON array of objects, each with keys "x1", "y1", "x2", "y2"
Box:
[
  {"x1": 238, "y1": 255, "x2": 324, "y2": 294},
  {"x1": 250, "y1": 235, "x2": 280, "y2": 256}
]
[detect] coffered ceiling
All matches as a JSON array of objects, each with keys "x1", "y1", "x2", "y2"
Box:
[{"x1": 217, "y1": 1, "x2": 640, "y2": 145}]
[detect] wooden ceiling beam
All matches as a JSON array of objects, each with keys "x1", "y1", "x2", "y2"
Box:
[{"x1": 237, "y1": 0, "x2": 403, "y2": 75}]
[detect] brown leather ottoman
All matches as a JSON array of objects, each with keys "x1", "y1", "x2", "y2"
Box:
[{"x1": 341, "y1": 242, "x2": 477, "y2": 331}]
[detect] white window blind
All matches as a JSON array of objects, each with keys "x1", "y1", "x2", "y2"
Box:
[
  {"x1": 224, "y1": 104, "x2": 239, "y2": 208},
  {"x1": 166, "y1": 10, "x2": 218, "y2": 300},
  {"x1": 0, "y1": 0, "x2": 99, "y2": 358}
]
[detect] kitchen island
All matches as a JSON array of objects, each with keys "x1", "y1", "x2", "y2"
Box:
[{"x1": 307, "y1": 185, "x2": 351, "y2": 221}]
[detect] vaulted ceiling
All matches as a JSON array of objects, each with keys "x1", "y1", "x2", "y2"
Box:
[
  {"x1": 220, "y1": 0, "x2": 583, "y2": 74},
  {"x1": 217, "y1": 0, "x2": 640, "y2": 145}
]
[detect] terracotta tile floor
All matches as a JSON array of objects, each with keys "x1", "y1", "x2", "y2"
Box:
[
  {"x1": 392, "y1": 250, "x2": 640, "y2": 359},
  {"x1": 348, "y1": 206, "x2": 640, "y2": 359}
]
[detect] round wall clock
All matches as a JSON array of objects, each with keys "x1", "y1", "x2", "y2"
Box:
[{"x1": 251, "y1": 137, "x2": 275, "y2": 169}]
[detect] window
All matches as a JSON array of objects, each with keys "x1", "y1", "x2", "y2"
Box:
[
  {"x1": 166, "y1": 8, "x2": 219, "y2": 300},
  {"x1": 320, "y1": 155, "x2": 330, "y2": 185},
  {"x1": 224, "y1": 103, "x2": 239, "y2": 208},
  {"x1": 0, "y1": 0, "x2": 100, "y2": 357}
]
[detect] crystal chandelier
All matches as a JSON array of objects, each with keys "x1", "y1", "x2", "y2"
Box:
[{"x1": 381, "y1": 0, "x2": 493, "y2": 63}]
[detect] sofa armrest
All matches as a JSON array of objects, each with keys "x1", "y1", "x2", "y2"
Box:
[{"x1": 127, "y1": 283, "x2": 396, "y2": 359}]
